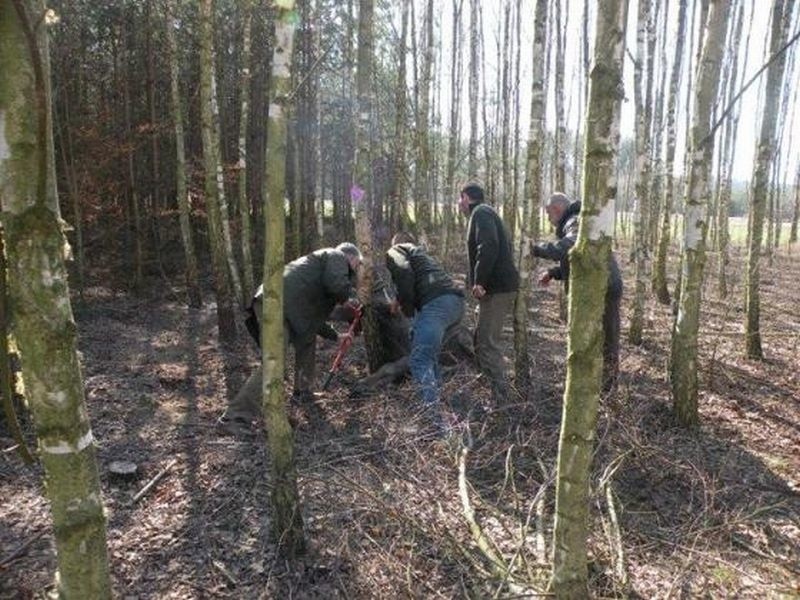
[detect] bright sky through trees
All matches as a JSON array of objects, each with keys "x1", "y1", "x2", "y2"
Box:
[{"x1": 433, "y1": 0, "x2": 799, "y2": 191}]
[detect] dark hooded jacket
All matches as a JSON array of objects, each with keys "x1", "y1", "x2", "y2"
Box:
[
  {"x1": 466, "y1": 203, "x2": 520, "y2": 294},
  {"x1": 248, "y1": 247, "x2": 357, "y2": 347},
  {"x1": 533, "y1": 201, "x2": 622, "y2": 297},
  {"x1": 386, "y1": 243, "x2": 463, "y2": 317}
]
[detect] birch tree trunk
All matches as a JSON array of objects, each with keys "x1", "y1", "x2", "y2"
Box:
[
  {"x1": 263, "y1": 0, "x2": 305, "y2": 557},
  {"x1": 744, "y1": 0, "x2": 791, "y2": 359},
  {"x1": 443, "y1": 0, "x2": 464, "y2": 257},
  {"x1": 550, "y1": 0, "x2": 628, "y2": 595},
  {"x1": 468, "y1": 0, "x2": 479, "y2": 176},
  {"x1": 200, "y1": 0, "x2": 238, "y2": 342},
  {"x1": 670, "y1": 0, "x2": 731, "y2": 427},
  {"x1": 515, "y1": 0, "x2": 548, "y2": 397},
  {"x1": 0, "y1": 1, "x2": 112, "y2": 595},
  {"x1": 553, "y1": 0, "x2": 567, "y2": 192},
  {"x1": 238, "y1": 0, "x2": 255, "y2": 296},
  {"x1": 653, "y1": 0, "x2": 689, "y2": 304},
  {"x1": 166, "y1": 0, "x2": 202, "y2": 308},
  {"x1": 716, "y1": 0, "x2": 746, "y2": 297},
  {"x1": 629, "y1": 0, "x2": 651, "y2": 345}
]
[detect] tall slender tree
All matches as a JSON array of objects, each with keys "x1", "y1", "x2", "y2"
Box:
[
  {"x1": 653, "y1": 0, "x2": 689, "y2": 304},
  {"x1": 515, "y1": 0, "x2": 548, "y2": 397},
  {"x1": 238, "y1": 0, "x2": 255, "y2": 297},
  {"x1": 1, "y1": 1, "x2": 112, "y2": 595},
  {"x1": 629, "y1": 0, "x2": 651, "y2": 345},
  {"x1": 165, "y1": 0, "x2": 202, "y2": 308},
  {"x1": 262, "y1": 0, "x2": 305, "y2": 557},
  {"x1": 716, "y1": 0, "x2": 746, "y2": 297},
  {"x1": 744, "y1": 0, "x2": 792, "y2": 359},
  {"x1": 413, "y1": 0, "x2": 434, "y2": 232},
  {"x1": 550, "y1": 0, "x2": 628, "y2": 595},
  {"x1": 670, "y1": 0, "x2": 731, "y2": 426},
  {"x1": 467, "y1": 0, "x2": 479, "y2": 176},
  {"x1": 200, "y1": 0, "x2": 238, "y2": 341}
]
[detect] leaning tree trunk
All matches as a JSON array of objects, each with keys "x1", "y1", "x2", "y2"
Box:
[
  {"x1": 515, "y1": 0, "x2": 548, "y2": 397},
  {"x1": 262, "y1": 0, "x2": 305, "y2": 558},
  {"x1": 166, "y1": 0, "x2": 202, "y2": 308},
  {"x1": 653, "y1": 0, "x2": 689, "y2": 304},
  {"x1": 670, "y1": 0, "x2": 731, "y2": 427},
  {"x1": 550, "y1": 0, "x2": 628, "y2": 596},
  {"x1": 629, "y1": 0, "x2": 651, "y2": 345},
  {"x1": 200, "y1": 0, "x2": 238, "y2": 342},
  {"x1": 238, "y1": 0, "x2": 255, "y2": 297},
  {"x1": 0, "y1": 1, "x2": 112, "y2": 596},
  {"x1": 744, "y1": 0, "x2": 792, "y2": 359}
]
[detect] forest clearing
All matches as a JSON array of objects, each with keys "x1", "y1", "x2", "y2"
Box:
[{"x1": 3, "y1": 0, "x2": 800, "y2": 598}]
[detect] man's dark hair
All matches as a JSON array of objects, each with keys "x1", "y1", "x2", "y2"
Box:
[
  {"x1": 460, "y1": 183, "x2": 484, "y2": 203},
  {"x1": 391, "y1": 231, "x2": 416, "y2": 245}
]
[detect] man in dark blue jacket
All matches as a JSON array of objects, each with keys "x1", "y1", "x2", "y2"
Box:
[
  {"x1": 533, "y1": 192, "x2": 623, "y2": 391},
  {"x1": 386, "y1": 232, "x2": 464, "y2": 421},
  {"x1": 458, "y1": 183, "x2": 520, "y2": 402}
]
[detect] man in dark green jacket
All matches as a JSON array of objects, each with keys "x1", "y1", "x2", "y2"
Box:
[
  {"x1": 386, "y1": 232, "x2": 465, "y2": 422},
  {"x1": 458, "y1": 183, "x2": 520, "y2": 402},
  {"x1": 221, "y1": 243, "x2": 361, "y2": 428}
]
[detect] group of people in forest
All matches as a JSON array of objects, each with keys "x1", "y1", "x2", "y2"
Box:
[{"x1": 220, "y1": 183, "x2": 622, "y2": 435}]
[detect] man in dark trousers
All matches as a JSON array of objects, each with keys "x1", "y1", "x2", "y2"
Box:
[
  {"x1": 386, "y1": 232, "x2": 465, "y2": 426},
  {"x1": 458, "y1": 183, "x2": 520, "y2": 402},
  {"x1": 533, "y1": 192, "x2": 623, "y2": 391},
  {"x1": 220, "y1": 242, "x2": 362, "y2": 429}
]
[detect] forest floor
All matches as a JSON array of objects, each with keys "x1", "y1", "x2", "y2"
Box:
[{"x1": 1, "y1": 241, "x2": 799, "y2": 599}]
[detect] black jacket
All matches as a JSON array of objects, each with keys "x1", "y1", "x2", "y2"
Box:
[
  {"x1": 533, "y1": 201, "x2": 622, "y2": 297},
  {"x1": 386, "y1": 243, "x2": 463, "y2": 317},
  {"x1": 466, "y1": 203, "x2": 520, "y2": 294}
]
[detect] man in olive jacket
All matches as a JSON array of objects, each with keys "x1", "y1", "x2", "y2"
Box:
[
  {"x1": 386, "y1": 232, "x2": 465, "y2": 419},
  {"x1": 458, "y1": 183, "x2": 520, "y2": 402},
  {"x1": 221, "y1": 243, "x2": 361, "y2": 428},
  {"x1": 533, "y1": 192, "x2": 623, "y2": 391}
]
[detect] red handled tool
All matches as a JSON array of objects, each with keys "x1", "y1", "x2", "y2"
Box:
[{"x1": 322, "y1": 305, "x2": 362, "y2": 390}]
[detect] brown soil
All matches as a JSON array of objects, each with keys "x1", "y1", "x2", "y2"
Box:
[{"x1": 1, "y1": 244, "x2": 799, "y2": 598}]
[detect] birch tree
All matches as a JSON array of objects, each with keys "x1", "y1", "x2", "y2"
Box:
[
  {"x1": 262, "y1": 0, "x2": 305, "y2": 557},
  {"x1": 629, "y1": 0, "x2": 651, "y2": 344},
  {"x1": 744, "y1": 0, "x2": 792, "y2": 359},
  {"x1": 652, "y1": 0, "x2": 689, "y2": 304},
  {"x1": 165, "y1": 0, "x2": 202, "y2": 308},
  {"x1": 0, "y1": 1, "x2": 112, "y2": 595},
  {"x1": 238, "y1": 0, "x2": 255, "y2": 296},
  {"x1": 468, "y1": 0, "x2": 479, "y2": 176},
  {"x1": 515, "y1": 0, "x2": 548, "y2": 397},
  {"x1": 715, "y1": 0, "x2": 746, "y2": 297},
  {"x1": 670, "y1": 0, "x2": 731, "y2": 427},
  {"x1": 200, "y1": 0, "x2": 239, "y2": 341},
  {"x1": 550, "y1": 0, "x2": 628, "y2": 594}
]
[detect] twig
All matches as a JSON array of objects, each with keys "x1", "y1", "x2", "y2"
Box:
[
  {"x1": 0, "y1": 528, "x2": 46, "y2": 569},
  {"x1": 211, "y1": 559, "x2": 238, "y2": 586},
  {"x1": 130, "y1": 459, "x2": 177, "y2": 505}
]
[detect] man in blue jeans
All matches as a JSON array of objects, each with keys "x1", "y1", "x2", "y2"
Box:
[{"x1": 386, "y1": 233, "x2": 465, "y2": 429}]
